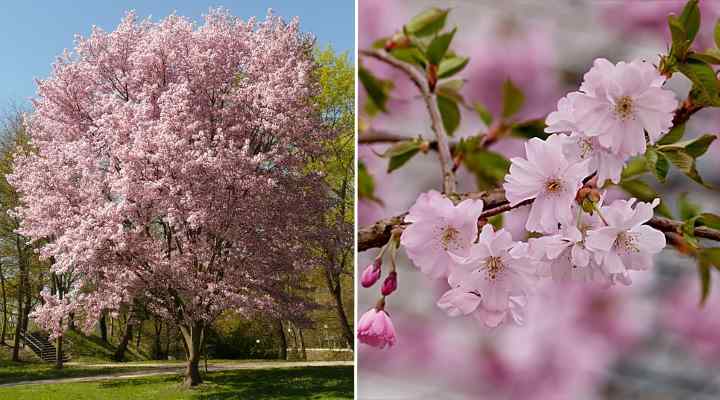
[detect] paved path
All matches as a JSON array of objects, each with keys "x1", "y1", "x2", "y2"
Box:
[{"x1": 0, "y1": 360, "x2": 353, "y2": 388}]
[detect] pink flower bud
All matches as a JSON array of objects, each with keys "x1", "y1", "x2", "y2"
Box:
[
  {"x1": 357, "y1": 307, "x2": 396, "y2": 349},
  {"x1": 381, "y1": 271, "x2": 397, "y2": 296},
  {"x1": 360, "y1": 259, "x2": 382, "y2": 288}
]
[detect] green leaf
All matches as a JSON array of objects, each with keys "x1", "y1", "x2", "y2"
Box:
[
  {"x1": 461, "y1": 147, "x2": 511, "y2": 189},
  {"x1": 657, "y1": 123, "x2": 685, "y2": 145},
  {"x1": 715, "y1": 19, "x2": 720, "y2": 48},
  {"x1": 619, "y1": 178, "x2": 673, "y2": 217},
  {"x1": 359, "y1": 65, "x2": 392, "y2": 114},
  {"x1": 474, "y1": 103, "x2": 493, "y2": 126},
  {"x1": 645, "y1": 148, "x2": 670, "y2": 183},
  {"x1": 371, "y1": 37, "x2": 390, "y2": 49},
  {"x1": 698, "y1": 260, "x2": 711, "y2": 306},
  {"x1": 501, "y1": 79, "x2": 524, "y2": 119},
  {"x1": 676, "y1": 58, "x2": 720, "y2": 106},
  {"x1": 681, "y1": 134, "x2": 717, "y2": 157},
  {"x1": 380, "y1": 140, "x2": 423, "y2": 173},
  {"x1": 358, "y1": 162, "x2": 375, "y2": 200},
  {"x1": 436, "y1": 80, "x2": 465, "y2": 103},
  {"x1": 488, "y1": 214, "x2": 503, "y2": 230},
  {"x1": 405, "y1": 8, "x2": 449, "y2": 37},
  {"x1": 621, "y1": 156, "x2": 649, "y2": 180},
  {"x1": 688, "y1": 50, "x2": 720, "y2": 65},
  {"x1": 677, "y1": 193, "x2": 701, "y2": 220},
  {"x1": 700, "y1": 247, "x2": 720, "y2": 269},
  {"x1": 684, "y1": 213, "x2": 720, "y2": 237},
  {"x1": 660, "y1": 147, "x2": 708, "y2": 186},
  {"x1": 668, "y1": 15, "x2": 688, "y2": 58},
  {"x1": 437, "y1": 56, "x2": 469, "y2": 79},
  {"x1": 390, "y1": 47, "x2": 427, "y2": 68},
  {"x1": 679, "y1": 0, "x2": 701, "y2": 44},
  {"x1": 426, "y1": 28, "x2": 456, "y2": 65},
  {"x1": 437, "y1": 94, "x2": 461, "y2": 136},
  {"x1": 510, "y1": 119, "x2": 549, "y2": 140}
]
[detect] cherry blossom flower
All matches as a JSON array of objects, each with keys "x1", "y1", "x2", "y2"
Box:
[
  {"x1": 358, "y1": 307, "x2": 398, "y2": 349},
  {"x1": 571, "y1": 58, "x2": 677, "y2": 156},
  {"x1": 530, "y1": 212, "x2": 609, "y2": 284},
  {"x1": 401, "y1": 190, "x2": 484, "y2": 279},
  {"x1": 437, "y1": 225, "x2": 538, "y2": 328},
  {"x1": 546, "y1": 95, "x2": 627, "y2": 185},
  {"x1": 586, "y1": 198, "x2": 666, "y2": 276},
  {"x1": 504, "y1": 135, "x2": 590, "y2": 233}
]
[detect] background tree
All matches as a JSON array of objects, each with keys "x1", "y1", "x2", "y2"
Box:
[{"x1": 310, "y1": 47, "x2": 355, "y2": 349}]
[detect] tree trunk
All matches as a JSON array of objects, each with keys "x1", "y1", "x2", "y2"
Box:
[
  {"x1": 135, "y1": 319, "x2": 144, "y2": 351},
  {"x1": 275, "y1": 319, "x2": 287, "y2": 360},
  {"x1": 179, "y1": 322, "x2": 204, "y2": 387},
  {"x1": 112, "y1": 316, "x2": 133, "y2": 361},
  {"x1": 11, "y1": 288, "x2": 22, "y2": 361},
  {"x1": 55, "y1": 334, "x2": 64, "y2": 369},
  {"x1": 0, "y1": 261, "x2": 7, "y2": 345},
  {"x1": 99, "y1": 312, "x2": 108, "y2": 343},
  {"x1": 298, "y1": 328, "x2": 307, "y2": 361},
  {"x1": 324, "y1": 270, "x2": 353, "y2": 349},
  {"x1": 152, "y1": 320, "x2": 163, "y2": 360}
]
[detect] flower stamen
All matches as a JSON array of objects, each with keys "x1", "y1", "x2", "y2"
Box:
[
  {"x1": 614, "y1": 96, "x2": 634, "y2": 120},
  {"x1": 483, "y1": 256, "x2": 505, "y2": 280}
]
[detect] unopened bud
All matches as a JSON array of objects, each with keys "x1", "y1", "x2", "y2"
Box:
[
  {"x1": 381, "y1": 271, "x2": 398, "y2": 296},
  {"x1": 361, "y1": 258, "x2": 382, "y2": 288}
]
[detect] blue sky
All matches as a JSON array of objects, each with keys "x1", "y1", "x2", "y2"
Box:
[{"x1": 0, "y1": 0, "x2": 354, "y2": 108}]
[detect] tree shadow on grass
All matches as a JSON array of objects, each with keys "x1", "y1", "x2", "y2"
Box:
[{"x1": 98, "y1": 366, "x2": 353, "y2": 399}]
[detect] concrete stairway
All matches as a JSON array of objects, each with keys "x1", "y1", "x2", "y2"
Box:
[{"x1": 20, "y1": 331, "x2": 70, "y2": 363}]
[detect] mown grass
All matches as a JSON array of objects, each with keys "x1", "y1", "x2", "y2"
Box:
[{"x1": 0, "y1": 366, "x2": 353, "y2": 399}]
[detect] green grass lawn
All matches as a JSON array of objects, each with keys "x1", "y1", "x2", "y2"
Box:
[
  {"x1": 0, "y1": 366, "x2": 353, "y2": 399},
  {"x1": 0, "y1": 359, "x2": 155, "y2": 385}
]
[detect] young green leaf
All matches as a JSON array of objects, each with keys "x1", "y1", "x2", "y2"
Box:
[
  {"x1": 379, "y1": 140, "x2": 423, "y2": 173},
  {"x1": 359, "y1": 65, "x2": 392, "y2": 114},
  {"x1": 715, "y1": 18, "x2": 720, "y2": 48},
  {"x1": 645, "y1": 148, "x2": 670, "y2": 182},
  {"x1": 619, "y1": 178, "x2": 673, "y2": 217},
  {"x1": 676, "y1": 58, "x2": 720, "y2": 106},
  {"x1": 358, "y1": 162, "x2": 376, "y2": 200},
  {"x1": 511, "y1": 119, "x2": 549, "y2": 140},
  {"x1": 700, "y1": 247, "x2": 720, "y2": 269},
  {"x1": 474, "y1": 103, "x2": 493, "y2": 126},
  {"x1": 426, "y1": 28, "x2": 456, "y2": 65},
  {"x1": 682, "y1": 134, "x2": 717, "y2": 157},
  {"x1": 679, "y1": 0, "x2": 701, "y2": 44},
  {"x1": 405, "y1": 8, "x2": 449, "y2": 37},
  {"x1": 437, "y1": 94, "x2": 461, "y2": 136},
  {"x1": 657, "y1": 123, "x2": 685, "y2": 145},
  {"x1": 677, "y1": 193, "x2": 701, "y2": 220},
  {"x1": 660, "y1": 147, "x2": 708, "y2": 186},
  {"x1": 621, "y1": 156, "x2": 649, "y2": 180},
  {"x1": 501, "y1": 79, "x2": 524, "y2": 119},
  {"x1": 668, "y1": 15, "x2": 688, "y2": 58},
  {"x1": 390, "y1": 47, "x2": 427, "y2": 68},
  {"x1": 437, "y1": 56, "x2": 469, "y2": 79},
  {"x1": 698, "y1": 260, "x2": 711, "y2": 306},
  {"x1": 462, "y1": 148, "x2": 511, "y2": 188}
]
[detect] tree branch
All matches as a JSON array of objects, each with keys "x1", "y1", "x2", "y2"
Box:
[
  {"x1": 358, "y1": 189, "x2": 720, "y2": 252},
  {"x1": 360, "y1": 49, "x2": 456, "y2": 193}
]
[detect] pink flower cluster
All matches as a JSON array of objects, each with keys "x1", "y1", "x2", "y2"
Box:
[{"x1": 359, "y1": 58, "x2": 673, "y2": 341}]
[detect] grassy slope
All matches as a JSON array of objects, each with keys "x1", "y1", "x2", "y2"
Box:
[{"x1": 0, "y1": 366, "x2": 353, "y2": 399}]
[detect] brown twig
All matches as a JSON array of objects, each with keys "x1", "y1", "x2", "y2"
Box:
[
  {"x1": 360, "y1": 48, "x2": 456, "y2": 193},
  {"x1": 358, "y1": 190, "x2": 720, "y2": 252}
]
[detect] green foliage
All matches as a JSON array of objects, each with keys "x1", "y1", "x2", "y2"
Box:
[
  {"x1": 501, "y1": 79, "x2": 525, "y2": 119},
  {"x1": 358, "y1": 64, "x2": 392, "y2": 115},
  {"x1": 358, "y1": 162, "x2": 375, "y2": 200},
  {"x1": 618, "y1": 178, "x2": 672, "y2": 217},
  {"x1": 437, "y1": 94, "x2": 461, "y2": 136},
  {"x1": 405, "y1": 8, "x2": 449, "y2": 37},
  {"x1": 427, "y1": 28, "x2": 456, "y2": 65},
  {"x1": 380, "y1": 139, "x2": 424, "y2": 173},
  {"x1": 437, "y1": 56, "x2": 469, "y2": 79},
  {"x1": 511, "y1": 119, "x2": 549, "y2": 140},
  {"x1": 474, "y1": 103, "x2": 493, "y2": 126},
  {"x1": 457, "y1": 137, "x2": 510, "y2": 189}
]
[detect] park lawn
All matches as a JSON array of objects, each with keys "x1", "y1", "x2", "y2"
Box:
[
  {"x1": 0, "y1": 365, "x2": 353, "y2": 399},
  {"x1": 0, "y1": 359, "x2": 155, "y2": 385}
]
